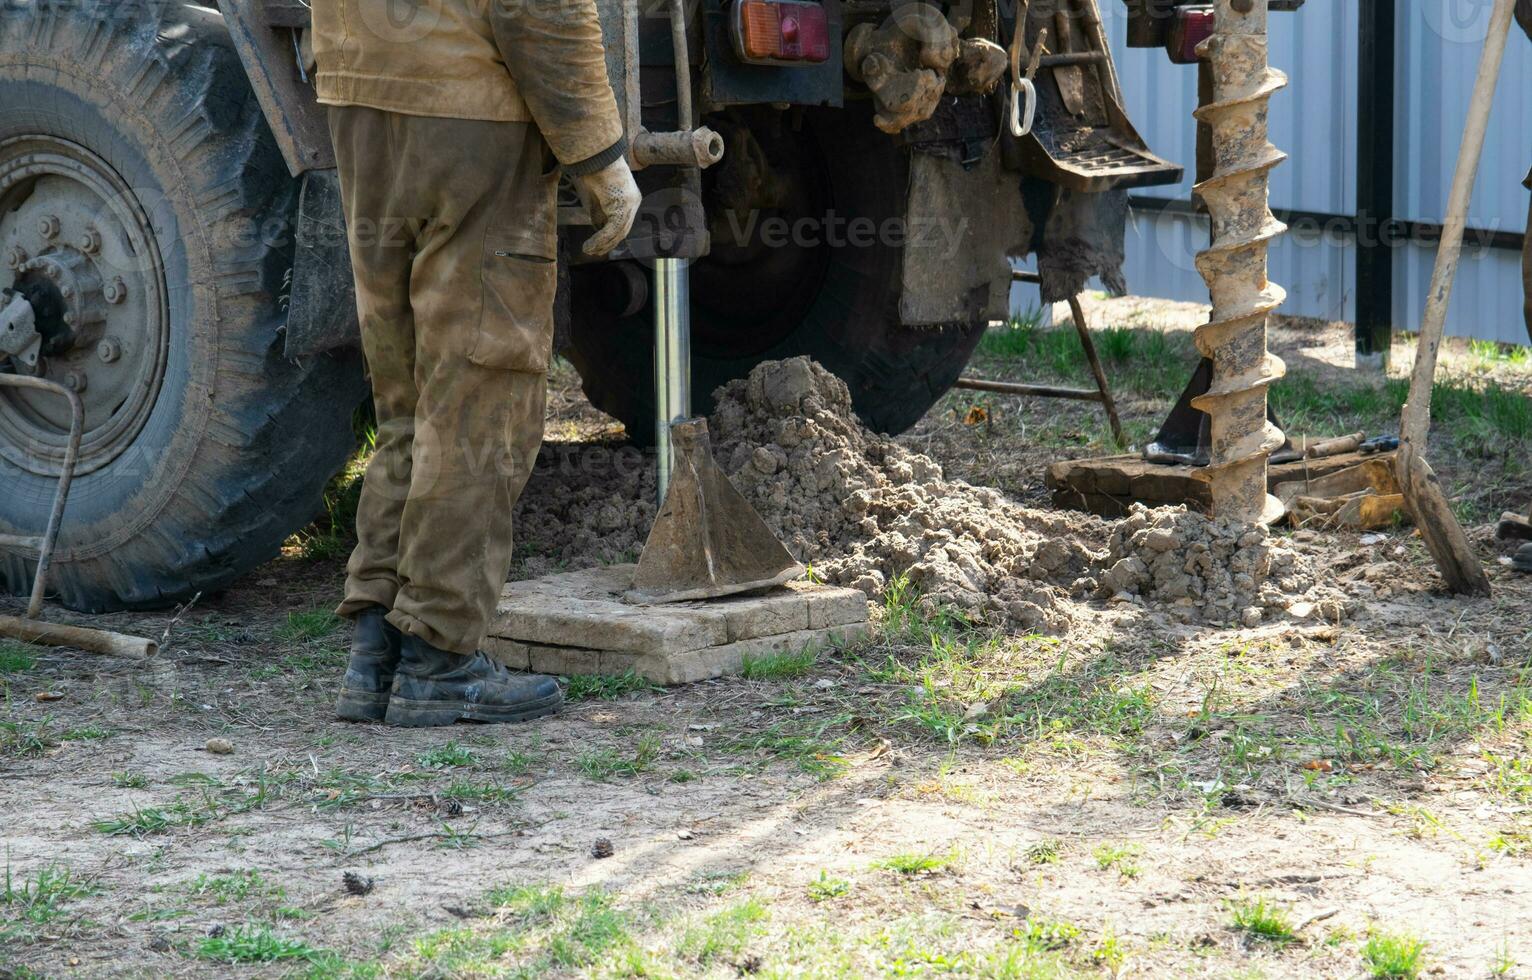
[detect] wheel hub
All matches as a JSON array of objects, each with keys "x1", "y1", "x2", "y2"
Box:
[
  {"x1": 0, "y1": 136, "x2": 168, "y2": 476},
  {"x1": 13, "y1": 247, "x2": 106, "y2": 355}
]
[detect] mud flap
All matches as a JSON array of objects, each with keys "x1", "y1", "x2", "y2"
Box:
[
  {"x1": 284, "y1": 169, "x2": 360, "y2": 358},
  {"x1": 899, "y1": 149, "x2": 1033, "y2": 326},
  {"x1": 1024, "y1": 183, "x2": 1130, "y2": 305}
]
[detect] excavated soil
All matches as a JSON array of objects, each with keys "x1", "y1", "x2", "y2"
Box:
[{"x1": 517, "y1": 356, "x2": 1358, "y2": 632}]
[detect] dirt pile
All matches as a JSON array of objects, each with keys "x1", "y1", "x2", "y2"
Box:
[
  {"x1": 1094, "y1": 503, "x2": 1349, "y2": 626},
  {"x1": 709, "y1": 357, "x2": 1100, "y2": 629},
  {"x1": 517, "y1": 356, "x2": 1353, "y2": 631},
  {"x1": 514, "y1": 442, "x2": 657, "y2": 577}
]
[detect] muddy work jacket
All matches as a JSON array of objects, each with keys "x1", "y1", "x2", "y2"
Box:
[{"x1": 312, "y1": 0, "x2": 626, "y2": 174}]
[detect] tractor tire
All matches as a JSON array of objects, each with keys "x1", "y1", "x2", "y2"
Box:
[
  {"x1": 564, "y1": 106, "x2": 984, "y2": 443},
  {"x1": 0, "y1": 1, "x2": 366, "y2": 611}
]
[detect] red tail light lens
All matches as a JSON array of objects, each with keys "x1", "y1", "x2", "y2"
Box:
[
  {"x1": 1167, "y1": 7, "x2": 1215, "y2": 64},
  {"x1": 732, "y1": 0, "x2": 829, "y2": 66}
]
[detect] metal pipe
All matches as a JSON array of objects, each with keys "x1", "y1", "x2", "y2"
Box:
[
  {"x1": 623, "y1": 0, "x2": 643, "y2": 153},
  {"x1": 1067, "y1": 295, "x2": 1125, "y2": 447},
  {"x1": 669, "y1": 0, "x2": 693, "y2": 129},
  {"x1": 0, "y1": 374, "x2": 82, "y2": 619},
  {"x1": 654, "y1": 257, "x2": 691, "y2": 504},
  {"x1": 953, "y1": 378, "x2": 1104, "y2": 401},
  {"x1": 1355, "y1": 0, "x2": 1396, "y2": 371},
  {"x1": 633, "y1": 129, "x2": 725, "y2": 169}
]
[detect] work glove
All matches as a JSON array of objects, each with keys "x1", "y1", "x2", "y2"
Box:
[{"x1": 573, "y1": 157, "x2": 642, "y2": 257}]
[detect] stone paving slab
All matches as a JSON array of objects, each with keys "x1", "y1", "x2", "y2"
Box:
[{"x1": 488, "y1": 564, "x2": 870, "y2": 684}]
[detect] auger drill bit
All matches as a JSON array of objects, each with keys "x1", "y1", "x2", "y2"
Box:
[{"x1": 1190, "y1": 0, "x2": 1288, "y2": 525}]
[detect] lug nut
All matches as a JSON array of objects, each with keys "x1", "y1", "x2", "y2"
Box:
[
  {"x1": 4, "y1": 245, "x2": 25, "y2": 270},
  {"x1": 103, "y1": 277, "x2": 126, "y2": 304},
  {"x1": 44, "y1": 262, "x2": 61, "y2": 281},
  {"x1": 38, "y1": 215, "x2": 60, "y2": 240},
  {"x1": 64, "y1": 372, "x2": 87, "y2": 393},
  {"x1": 62, "y1": 311, "x2": 76, "y2": 327},
  {"x1": 97, "y1": 338, "x2": 121, "y2": 364},
  {"x1": 78, "y1": 228, "x2": 101, "y2": 254}
]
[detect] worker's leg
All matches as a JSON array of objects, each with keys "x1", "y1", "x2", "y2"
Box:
[
  {"x1": 383, "y1": 116, "x2": 559, "y2": 655},
  {"x1": 326, "y1": 106, "x2": 424, "y2": 720},
  {"x1": 329, "y1": 106, "x2": 423, "y2": 619}
]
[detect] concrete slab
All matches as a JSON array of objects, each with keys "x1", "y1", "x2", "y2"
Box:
[{"x1": 490, "y1": 564, "x2": 870, "y2": 684}]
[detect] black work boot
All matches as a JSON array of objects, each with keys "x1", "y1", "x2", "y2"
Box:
[
  {"x1": 334, "y1": 606, "x2": 403, "y2": 722},
  {"x1": 384, "y1": 634, "x2": 563, "y2": 727}
]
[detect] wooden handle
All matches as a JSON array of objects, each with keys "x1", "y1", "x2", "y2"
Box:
[
  {"x1": 1305, "y1": 432, "x2": 1364, "y2": 459},
  {"x1": 1401, "y1": 0, "x2": 1517, "y2": 449},
  {"x1": 0, "y1": 615, "x2": 157, "y2": 658}
]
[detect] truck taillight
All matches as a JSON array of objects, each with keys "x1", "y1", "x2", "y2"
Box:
[
  {"x1": 1167, "y1": 7, "x2": 1215, "y2": 65},
  {"x1": 731, "y1": 0, "x2": 829, "y2": 66}
]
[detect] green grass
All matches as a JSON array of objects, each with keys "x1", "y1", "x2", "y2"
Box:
[
  {"x1": 576, "y1": 735, "x2": 660, "y2": 781},
  {"x1": 978, "y1": 309, "x2": 1044, "y2": 359},
  {"x1": 877, "y1": 579, "x2": 1156, "y2": 747},
  {"x1": 875, "y1": 850, "x2": 958, "y2": 876},
  {"x1": 723, "y1": 715, "x2": 850, "y2": 780},
  {"x1": 1092, "y1": 843, "x2": 1142, "y2": 879},
  {"x1": 417, "y1": 741, "x2": 479, "y2": 769},
  {"x1": 977, "y1": 318, "x2": 1197, "y2": 402},
  {"x1": 91, "y1": 776, "x2": 280, "y2": 835},
  {"x1": 807, "y1": 871, "x2": 851, "y2": 903},
  {"x1": 2, "y1": 861, "x2": 97, "y2": 939},
  {"x1": 198, "y1": 924, "x2": 332, "y2": 964},
  {"x1": 276, "y1": 609, "x2": 344, "y2": 643},
  {"x1": 289, "y1": 407, "x2": 374, "y2": 561},
  {"x1": 1492, "y1": 941, "x2": 1517, "y2": 976},
  {"x1": 1271, "y1": 371, "x2": 1532, "y2": 461},
  {"x1": 267, "y1": 648, "x2": 349, "y2": 675},
  {"x1": 406, "y1": 885, "x2": 636, "y2": 976},
  {"x1": 1229, "y1": 895, "x2": 1298, "y2": 945},
  {"x1": 1433, "y1": 379, "x2": 1532, "y2": 453},
  {"x1": 1018, "y1": 917, "x2": 1083, "y2": 952},
  {"x1": 562, "y1": 670, "x2": 655, "y2": 701},
  {"x1": 685, "y1": 869, "x2": 750, "y2": 897},
  {"x1": 60, "y1": 725, "x2": 112, "y2": 742},
  {"x1": 0, "y1": 641, "x2": 38, "y2": 673},
  {"x1": 1363, "y1": 931, "x2": 1427, "y2": 978},
  {"x1": 187, "y1": 870, "x2": 282, "y2": 904},
  {"x1": 111, "y1": 771, "x2": 149, "y2": 789},
  {"x1": 976, "y1": 315, "x2": 1530, "y2": 473},
  {"x1": 1286, "y1": 665, "x2": 1532, "y2": 776},
  {"x1": 675, "y1": 898, "x2": 768, "y2": 966},
  {"x1": 92, "y1": 802, "x2": 212, "y2": 836},
  {"x1": 1469, "y1": 337, "x2": 1532, "y2": 369},
  {"x1": 441, "y1": 779, "x2": 518, "y2": 803},
  {"x1": 1025, "y1": 839, "x2": 1062, "y2": 865},
  {"x1": 0, "y1": 717, "x2": 56, "y2": 758},
  {"x1": 501, "y1": 750, "x2": 541, "y2": 775},
  {"x1": 741, "y1": 646, "x2": 818, "y2": 680}
]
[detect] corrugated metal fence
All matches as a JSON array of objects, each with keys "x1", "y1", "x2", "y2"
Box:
[{"x1": 1096, "y1": 0, "x2": 1531, "y2": 347}]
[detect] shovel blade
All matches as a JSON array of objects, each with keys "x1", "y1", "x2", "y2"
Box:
[
  {"x1": 628, "y1": 418, "x2": 803, "y2": 604},
  {"x1": 1398, "y1": 447, "x2": 1491, "y2": 596}
]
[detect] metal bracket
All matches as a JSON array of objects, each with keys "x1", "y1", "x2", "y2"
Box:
[
  {"x1": 0, "y1": 291, "x2": 42, "y2": 376},
  {"x1": 625, "y1": 0, "x2": 726, "y2": 170}
]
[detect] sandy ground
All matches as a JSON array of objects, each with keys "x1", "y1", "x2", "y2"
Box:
[{"x1": 3, "y1": 302, "x2": 1532, "y2": 978}]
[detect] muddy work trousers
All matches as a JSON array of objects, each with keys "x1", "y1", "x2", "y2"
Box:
[{"x1": 330, "y1": 106, "x2": 558, "y2": 655}]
